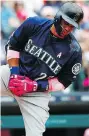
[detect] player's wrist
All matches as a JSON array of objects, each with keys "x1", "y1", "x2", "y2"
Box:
[
  {"x1": 37, "y1": 80, "x2": 49, "y2": 92},
  {"x1": 10, "y1": 66, "x2": 20, "y2": 75}
]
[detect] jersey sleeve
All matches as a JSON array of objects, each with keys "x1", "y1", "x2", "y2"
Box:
[
  {"x1": 58, "y1": 51, "x2": 82, "y2": 88},
  {"x1": 6, "y1": 17, "x2": 37, "y2": 51}
]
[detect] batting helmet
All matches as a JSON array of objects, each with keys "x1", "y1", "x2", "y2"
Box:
[{"x1": 54, "y1": 2, "x2": 84, "y2": 29}]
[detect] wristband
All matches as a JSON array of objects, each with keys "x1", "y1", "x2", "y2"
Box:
[
  {"x1": 37, "y1": 80, "x2": 49, "y2": 92},
  {"x1": 10, "y1": 66, "x2": 19, "y2": 75}
]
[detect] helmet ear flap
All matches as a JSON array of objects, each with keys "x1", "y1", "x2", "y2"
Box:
[
  {"x1": 53, "y1": 15, "x2": 63, "y2": 35},
  {"x1": 54, "y1": 14, "x2": 62, "y2": 26}
]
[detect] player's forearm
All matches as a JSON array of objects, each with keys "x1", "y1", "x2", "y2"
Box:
[
  {"x1": 7, "y1": 58, "x2": 19, "y2": 67},
  {"x1": 7, "y1": 58, "x2": 20, "y2": 75},
  {"x1": 6, "y1": 49, "x2": 20, "y2": 74},
  {"x1": 6, "y1": 49, "x2": 20, "y2": 65}
]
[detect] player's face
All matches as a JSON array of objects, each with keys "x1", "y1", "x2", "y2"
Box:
[
  {"x1": 58, "y1": 19, "x2": 74, "y2": 38},
  {"x1": 51, "y1": 19, "x2": 74, "y2": 39}
]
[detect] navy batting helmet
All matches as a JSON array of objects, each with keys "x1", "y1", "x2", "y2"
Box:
[{"x1": 54, "y1": 2, "x2": 84, "y2": 29}]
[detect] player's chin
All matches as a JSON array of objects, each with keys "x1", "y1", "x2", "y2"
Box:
[
  {"x1": 57, "y1": 34, "x2": 65, "y2": 39},
  {"x1": 58, "y1": 33, "x2": 69, "y2": 39}
]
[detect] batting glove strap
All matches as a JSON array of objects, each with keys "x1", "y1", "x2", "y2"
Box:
[{"x1": 32, "y1": 81, "x2": 38, "y2": 92}]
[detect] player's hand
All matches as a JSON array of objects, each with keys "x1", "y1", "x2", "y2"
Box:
[
  {"x1": 8, "y1": 75, "x2": 38, "y2": 96},
  {"x1": 48, "y1": 78, "x2": 65, "y2": 92}
]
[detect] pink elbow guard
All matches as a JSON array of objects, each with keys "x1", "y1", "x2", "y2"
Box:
[
  {"x1": 7, "y1": 50, "x2": 20, "y2": 60},
  {"x1": 48, "y1": 78, "x2": 65, "y2": 92}
]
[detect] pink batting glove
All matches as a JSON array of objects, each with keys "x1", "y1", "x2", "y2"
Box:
[{"x1": 8, "y1": 75, "x2": 38, "y2": 96}]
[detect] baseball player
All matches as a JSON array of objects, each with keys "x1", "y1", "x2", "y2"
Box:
[{"x1": 0, "y1": 2, "x2": 83, "y2": 136}]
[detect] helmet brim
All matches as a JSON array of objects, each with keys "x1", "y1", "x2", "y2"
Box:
[{"x1": 59, "y1": 11, "x2": 79, "y2": 29}]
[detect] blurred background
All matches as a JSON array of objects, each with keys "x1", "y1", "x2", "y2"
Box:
[{"x1": 1, "y1": 0, "x2": 89, "y2": 136}]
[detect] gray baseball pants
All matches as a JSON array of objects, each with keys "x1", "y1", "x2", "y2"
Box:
[{"x1": 0, "y1": 65, "x2": 51, "y2": 136}]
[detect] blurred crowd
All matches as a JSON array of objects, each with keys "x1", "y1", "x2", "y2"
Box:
[{"x1": 1, "y1": 0, "x2": 89, "y2": 92}]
